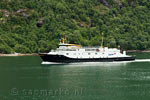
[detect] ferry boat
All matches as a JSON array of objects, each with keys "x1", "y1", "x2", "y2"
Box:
[{"x1": 39, "y1": 37, "x2": 136, "y2": 63}]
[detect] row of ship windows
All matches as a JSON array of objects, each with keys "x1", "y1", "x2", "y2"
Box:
[
  {"x1": 85, "y1": 49, "x2": 97, "y2": 51},
  {"x1": 58, "y1": 49, "x2": 98, "y2": 51},
  {"x1": 66, "y1": 53, "x2": 99, "y2": 55},
  {"x1": 57, "y1": 49, "x2": 76, "y2": 51},
  {"x1": 58, "y1": 48, "x2": 119, "y2": 52}
]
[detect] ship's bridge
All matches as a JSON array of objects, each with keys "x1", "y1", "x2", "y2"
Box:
[{"x1": 59, "y1": 43, "x2": 81, "y2": 49}]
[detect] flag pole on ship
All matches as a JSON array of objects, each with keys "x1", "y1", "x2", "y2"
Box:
[{"x1": 101, "y1": 32, "x2": 104, "y2": 48}]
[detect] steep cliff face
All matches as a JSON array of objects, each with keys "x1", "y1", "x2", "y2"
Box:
[{"x1": 0, "y1": 0, "x2": 150, "y2": 53}]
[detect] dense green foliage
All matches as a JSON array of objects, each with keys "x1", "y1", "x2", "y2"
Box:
[{"x1": 0, "y1": 0, "x2": 150, "y2": 53}]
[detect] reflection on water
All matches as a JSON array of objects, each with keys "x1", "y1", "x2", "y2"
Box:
[{"x1": 0, "y1": 55, "x2": 150, "y2": 100}]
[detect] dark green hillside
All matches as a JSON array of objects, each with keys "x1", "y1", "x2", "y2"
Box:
[{"x1": 0, "y1": 0, "x2": 150, "y2": 53}]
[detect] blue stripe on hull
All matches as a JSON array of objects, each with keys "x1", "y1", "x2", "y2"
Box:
[{"x1": 39, "y1": 54, "x2": 136, "y2": 63}]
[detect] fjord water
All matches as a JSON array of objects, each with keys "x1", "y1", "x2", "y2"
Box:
[{"x1": 0, "y1": 53, "x2": 150, "y2": 100}]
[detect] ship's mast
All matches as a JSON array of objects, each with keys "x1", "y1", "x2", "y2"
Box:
[{"x1": 101, "y1": 32, "x2": 104, "y2": 48}]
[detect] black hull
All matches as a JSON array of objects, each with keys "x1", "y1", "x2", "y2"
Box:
[{"x1": 39, "y1": 53, "x2": 136, "y2": 63}]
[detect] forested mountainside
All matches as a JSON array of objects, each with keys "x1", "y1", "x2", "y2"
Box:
[{"x1": 0, "y1": 0, "x2": 150, "y2": 53}]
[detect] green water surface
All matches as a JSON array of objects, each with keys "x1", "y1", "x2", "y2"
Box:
[{"x1": 0, "y1": 53, "x2": 150, "y2": 100}]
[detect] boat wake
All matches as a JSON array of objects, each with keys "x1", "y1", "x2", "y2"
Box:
[
  {"x1": 42, "y1": 62, "x2": 65, "y2": 64},
  {"x1": 134, "y1": 59, "x2": 150, "y2": 62},
  {"x1": 42, "y1": 59, "x2": 150, "y2": 65}
]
